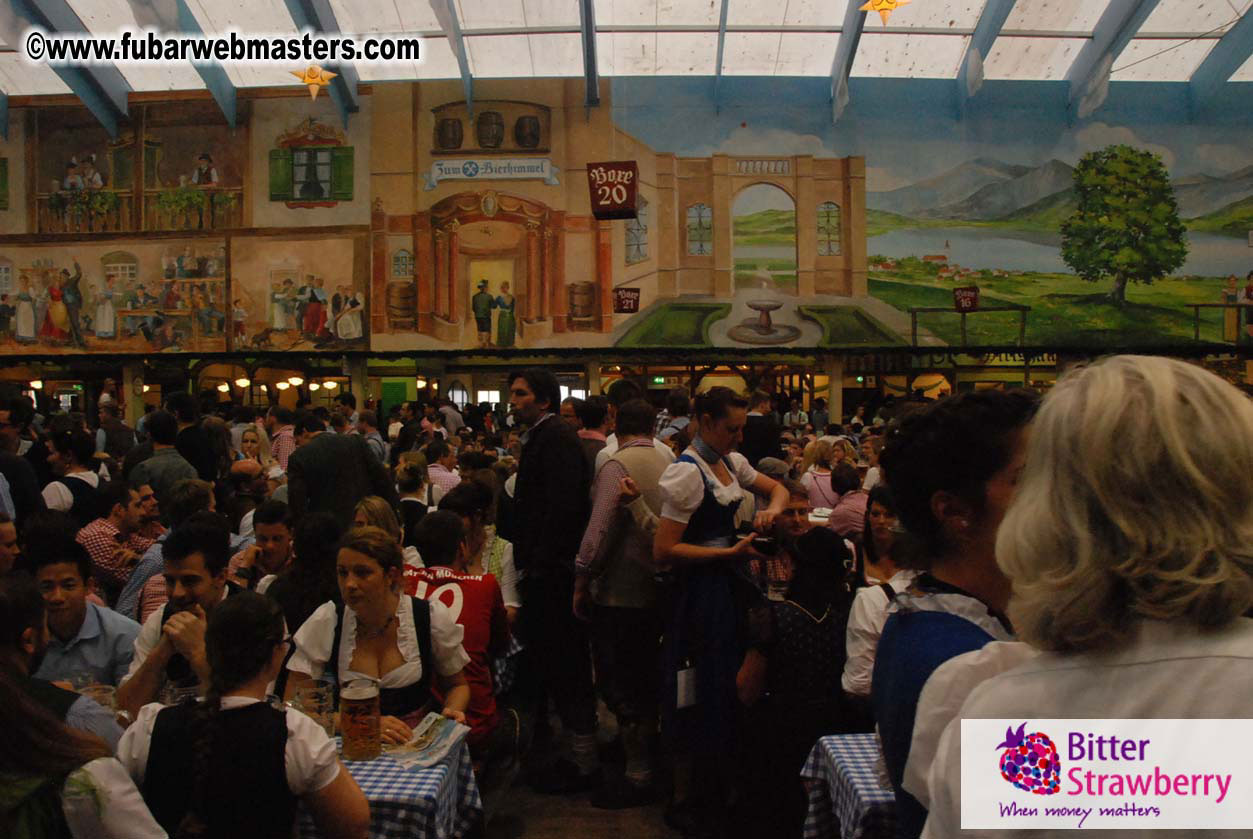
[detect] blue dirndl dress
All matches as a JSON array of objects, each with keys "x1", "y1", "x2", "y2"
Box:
[{"x1": 661, "y1": 453, "x2": 757, "y2": 759}]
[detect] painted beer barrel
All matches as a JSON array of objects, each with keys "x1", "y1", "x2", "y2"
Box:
[
  {"x1": 387, "y1": 281, "x2": 417, "y2": 328},
  {"x1": 476, "y1": 112, "x2": 505, "y2": 149},
  {"x1": 569, "y1": 282, "x2": 596, "y2": 319},
  {"x1": 514, "y1": 116, "x2": 541, "y2": 149},
  {"x1": 435, "y1": 118, "x2": 463, "y2": 150}
]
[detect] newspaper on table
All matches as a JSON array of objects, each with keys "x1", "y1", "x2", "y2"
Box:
[{"x1": 387, "y1": 712, "x2": 470, "y2": 770}]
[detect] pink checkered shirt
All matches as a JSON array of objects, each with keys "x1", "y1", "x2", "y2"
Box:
[
  {"x1": 76, "y1": 517, "x2": 156, "y2": 590},
  {"x1": 271, "y1": 425, "x2": 296, "y2": 470}
]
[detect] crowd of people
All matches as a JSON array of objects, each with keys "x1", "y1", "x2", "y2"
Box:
[{"x1": 1, "y1": 354, "x2": 1251, "y2": 839}]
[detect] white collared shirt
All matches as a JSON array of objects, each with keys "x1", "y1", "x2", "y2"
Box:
[{"x1": 117, "y1": 696, "x2": 341, "y2": 795}]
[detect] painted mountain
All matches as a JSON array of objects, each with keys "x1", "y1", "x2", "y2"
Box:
[
  {"x1": 868, "y1": 158, "x2": 1253, "y2": 236},
  {"x1": 869, "y1": 157, "x2": 1030, "y2": 217}
]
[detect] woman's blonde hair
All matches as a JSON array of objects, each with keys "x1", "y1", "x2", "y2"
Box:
[
  {"x1": 832, "y1": 438, "x2": 857, "y2": 464},
  {"x1": 241, "y1": 423, "x2": 276, "y2": 468},
  {"x1": 801, "y1": 439, "x2": 834, "y2": 474},
  {"x1": 998, "y1": 355, "x2": 1253, "y2": 653},
  {"x1": 354, "y1": 495, "x2": 402, "y2": 541}
]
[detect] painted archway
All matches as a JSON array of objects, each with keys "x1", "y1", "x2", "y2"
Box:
[
  {"x1": 732, "y1": 183, "x2": 797, "y2": 295},
  {"x1": 416, "y1": 191, "x2": 566, "y2": 344}
]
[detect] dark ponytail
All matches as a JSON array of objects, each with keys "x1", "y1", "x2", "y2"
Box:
[{"x1": 177, "y1": 592, "x2": 285, "y2": 839}]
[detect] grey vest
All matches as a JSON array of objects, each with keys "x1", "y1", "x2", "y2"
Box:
[{"x1": 590, "y1": 443, "x2": 669, "y2": 608}]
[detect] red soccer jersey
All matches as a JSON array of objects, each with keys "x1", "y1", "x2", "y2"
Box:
[{"x1": 407, "y1": 566, "x2": 510, "y2": 744}]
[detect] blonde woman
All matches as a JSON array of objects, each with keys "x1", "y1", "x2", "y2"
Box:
[
  {"x1": 924, "y1": 356, "x2": 1253, "y2": 839},
  {"x1": 353, "y1": 496, "x2": 422, "y2": 572},
  {"x1": 239, "y1": 424, "x2": 276, "y2": 470},
  {"x1": 799, "y1": 439, "x2": 839, "y2": 509}
]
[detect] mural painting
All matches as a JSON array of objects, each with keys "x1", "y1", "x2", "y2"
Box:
[
  {"x1": 0, "y1": 77, "x2": 1249, "y2": 357},
  {"x1": 229, "y1": 232, "x2": 369, "y2": 352},
  {"x1": 614, "y1": 78, "x2": 1253, "y2": 351},
  {"x1": 0, "y1": 239, "x2": 228, "y2": 354}
]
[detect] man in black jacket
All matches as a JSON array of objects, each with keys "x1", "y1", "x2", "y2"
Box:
[
  {"x1": 508, "y1": 368, "x2": 598, "y2": 793},
  {"x1": 739, "y1": 389, "x2": 783, "y2": 468},
  {"x1": 287, "y1": 415, "x2": 399, "y2": 529}
]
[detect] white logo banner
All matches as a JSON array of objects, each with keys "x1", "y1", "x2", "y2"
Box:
[{"x1": 423, "y1": 158, "x2": 560, "y2": 190}]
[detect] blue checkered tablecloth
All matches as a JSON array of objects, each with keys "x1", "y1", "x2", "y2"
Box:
[
  {"x1": 298, "y1": 738, "x2": 482, "y2": 839},
  {"x1": 800, "y1": 733, "x2": 896, "y2": 839}
]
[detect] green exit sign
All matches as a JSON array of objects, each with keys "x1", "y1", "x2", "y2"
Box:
[{"x1": 652, "y1": 376, "x2": 665, "y2": 385}]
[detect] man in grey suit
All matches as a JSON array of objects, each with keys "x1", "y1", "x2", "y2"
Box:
[{"x1": 287, "y1": 415, "x2": 398, "y2": 529}]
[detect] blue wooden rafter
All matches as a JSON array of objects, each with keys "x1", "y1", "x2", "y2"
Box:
[
  {"x1": 176, "y1": 0, "x2": 237, "y2": 127},
  {"x1": 15, "y1": 0, "x2": 133, "y2": 138},
  {"x1": 830, "y1": 0, "x2": 868, "y2": 123},
  {"x1": 579, "y1": 0, "x2": 600, "y2": 107},
  {"x1": 1189, "y1": 9, "x2": 1253, "y2": 113},
  {"x1": 1066, "y1": 0, "x2": 1162, "y2": 117},
  {"x1": 284, "y1": 0, "x2": 361, "y2": 129}
]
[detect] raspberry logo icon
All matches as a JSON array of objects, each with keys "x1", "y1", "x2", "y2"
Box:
[{"x1": 996, "y1": 722, "x2": 1060, "y2": 795}]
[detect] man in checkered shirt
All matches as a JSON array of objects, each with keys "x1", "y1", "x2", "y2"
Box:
[{"x1": 75, "y1": 480, "x2": 155, "y2": 605}]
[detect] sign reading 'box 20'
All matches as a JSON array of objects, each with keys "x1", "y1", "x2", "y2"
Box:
[{"x1": 587, "y1": 161, "x2": 639, "y2": 220}]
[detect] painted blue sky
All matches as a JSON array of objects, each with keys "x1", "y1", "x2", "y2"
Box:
[{"x1": 612, "y1": 78, "x2": 1253, "y2": 192}]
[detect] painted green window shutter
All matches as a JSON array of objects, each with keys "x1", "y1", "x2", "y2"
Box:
[
  {"x1": 0, "y1": 158, "x2": 9, "y2": 211},
  {"x1": 269, "y1": 148, "x2": 293, "y2": 201},
  {"x1": 330, "y1": 147, "x2": 354, "y2": 201}
]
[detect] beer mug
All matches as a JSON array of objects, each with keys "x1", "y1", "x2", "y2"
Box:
[
  {"x1": 339, "y1": 678, "x2": 381, "y2": 761},
  {"x1": 294, "y1": 682, "x2": 335, "y2": 738}
]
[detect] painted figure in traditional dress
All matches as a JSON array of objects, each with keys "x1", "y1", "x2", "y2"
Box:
[
  {"x1": 191, "y1": 152, "x2": 219, "y2": 185},
  {"x1": 271, "y1": 278, "x2": 296, "y2": 331},
  {"x1": 495, "y1": 281, "x2": 516, "y2": 348},
  {"x1": 335, "y1": 286, "x2": 364, "y2": 341},
  {"x1": 79, "y1": 154, "x2": 103, "y2": 189},
  {"x1": 232, "y1": 299, "x2": 248, "y2": 339},
  {"x1": 39, "y1": 283, "x2": 70, "y2": 343},
  {"x1": 302, "y1": 275, "x2": 328, "y2": 337},
  {"x1": 472, "y1": 279, "x2": 496, "y2": 347},
  {"x1": 15, "y1": 274, "x2": 36, "y2": 344},
  {"x1": 60, "y1": 261, "x2": 87, "y2": 348},
  {"x1": 95, "y1": 274, "x2": 117, "y2": 338}
]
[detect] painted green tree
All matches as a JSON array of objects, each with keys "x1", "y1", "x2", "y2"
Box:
[{"x1": 1060, "y1": 144, "x2": 1187, "y2": 305}]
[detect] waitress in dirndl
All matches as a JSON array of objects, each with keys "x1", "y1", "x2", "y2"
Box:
[{"x1": 654, "y1": 386, "x2": 788, "y2": 836}]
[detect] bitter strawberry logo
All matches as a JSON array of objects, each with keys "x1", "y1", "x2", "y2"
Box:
[{"x1": 996, "y1": 722, "x2": 1061, "y2": 795}]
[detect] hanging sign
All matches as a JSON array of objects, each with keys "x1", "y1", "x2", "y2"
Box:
[
  {"x1": 587, "y1": 161, "x2": 639, "y2": 220},
  {"x1": 613, "y1": 287, "x2": 641, "y2": 314},
  {"x1": 423, "y1": 158, "x2": 560, "y2": 190},
  {"x1": 953, "y1": 286, "x2": 981, "y2": 313}
]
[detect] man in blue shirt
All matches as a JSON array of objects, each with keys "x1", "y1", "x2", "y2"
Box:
[
  {"x1": 0, "y1": 573, "x2": 123, "y2": 749},
  {"x1": 33, "y1": 539, "x2": 140, "y2": 686}
]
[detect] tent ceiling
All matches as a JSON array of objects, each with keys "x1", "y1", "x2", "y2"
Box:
[{"x1": 0, "y1": 0, "x2": 1248, "y2": 95}]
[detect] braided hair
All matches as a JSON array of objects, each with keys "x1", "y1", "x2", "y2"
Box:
[{"x1": 177, "y1": 592, "x2": 285, "y2": 839}]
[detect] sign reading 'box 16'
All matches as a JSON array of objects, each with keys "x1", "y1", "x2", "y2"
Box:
[{"x1": 587, "y1": 161, "x2": 639, "y2": 220}]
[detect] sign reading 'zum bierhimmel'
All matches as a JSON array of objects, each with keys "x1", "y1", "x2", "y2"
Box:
[{"x1": 423, "y1": 158, "x2": 561, "y2": 190}]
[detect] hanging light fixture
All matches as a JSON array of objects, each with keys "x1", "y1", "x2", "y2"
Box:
[
  {"x1": 234, "y1": 377, "x2": 251, "y2": 388},
  {"x1": 415, "y1": 375, "x2": 428, "y2": 389},
  {"x1": 260, "y1": 384, "x2": 268, "y2": 392},
  {"x1": 217, "y1": 383, "x2": 230, "y2": 393},
  {"x1": 309, "y1": 382, "x2": 321, "y2": 391},
  {"x1": 323, "y1": 380, "x2": 338, "y2": 390},
  {"x1": 29, "y1": 380, "x2": 43, "y2": 390},
  {"x1": 142, "y1": 384, "x2": 151, "y2": 393},
  {"x1": 288, "y1": 376, "x2": 304, "y2": 387},
  {"x1": 276, "y1": 382, "x2": 290, "y2": 391}
]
